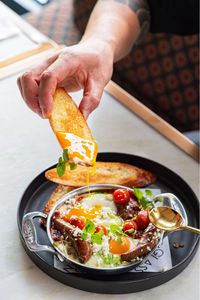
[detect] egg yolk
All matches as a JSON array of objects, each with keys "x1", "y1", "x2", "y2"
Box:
[
  {"x1": 109, "y1": 237, "x2": 131, "y2": 255},
  {"x1": 64, "y1": 206, "x2": 101, "y2": 221},
  {"x1": 56, "y1": 132, "x2": 98, "y2": 166}
]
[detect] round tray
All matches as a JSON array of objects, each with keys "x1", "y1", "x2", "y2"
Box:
[{"x1": 17, "y1": 153, "x2": 199, "y2": 294}]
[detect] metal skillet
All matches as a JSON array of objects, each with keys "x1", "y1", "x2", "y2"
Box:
[{"x1": 22, "y1": 185, "x2": 186, "y2": 275}]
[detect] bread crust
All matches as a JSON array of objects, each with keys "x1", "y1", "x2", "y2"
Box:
[
  {"x1": 45, "y1": 162, "x2": 156, "y2": 187},
  {"x1": 49, "y1": 88, "x2": 93, "y2": 141},
  {"x1": 43, "y1": 185, "x2": 75, "y2": 215}
]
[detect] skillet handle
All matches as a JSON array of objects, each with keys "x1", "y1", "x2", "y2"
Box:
[{"x1": 22, "y1": 212, "x2": 64, "y2": 262}]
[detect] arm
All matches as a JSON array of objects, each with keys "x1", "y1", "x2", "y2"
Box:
[
  {"x1": 81, "y1": 0, "x2": 150, "y2": 61},
  {"x1": 18, "y1": 0, "x2": 150, "y2": 119}
]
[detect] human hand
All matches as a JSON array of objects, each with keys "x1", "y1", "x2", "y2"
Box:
[{"x1": 17, "y1": 40, "x2": 114, "y2": 119}]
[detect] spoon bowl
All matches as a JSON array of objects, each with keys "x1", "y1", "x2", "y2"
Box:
[{"x1": 149, "y1": 206, "x2": 200, "y2": 234}]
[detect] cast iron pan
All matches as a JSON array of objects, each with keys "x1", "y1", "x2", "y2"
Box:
[{"x1": 17, "y1": 153, "x2": 199, "y2": 294}]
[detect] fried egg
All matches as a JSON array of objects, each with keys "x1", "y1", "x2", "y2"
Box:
[
  {"x1": 56, "y1": 132, "x2": 98, "y2": 166},
  {"x1": 109, "y1": 237, "x2": 136, "y2": 255},
  {"x1": 81, "y1": 193, "x2": 117, "y2": 213},
  {"x1": 64, "y1": 206, "x2": 101, "y2": 221}
]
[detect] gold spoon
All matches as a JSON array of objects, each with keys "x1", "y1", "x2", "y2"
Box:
[{"x1": 149, "y1": 206, "x2": 200, "y2": 234}]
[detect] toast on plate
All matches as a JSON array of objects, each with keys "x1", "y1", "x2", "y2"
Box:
[
  {"x1": 43, "y1": 185, "x2": 75, "y2": 215},
  {"x1": 45, "y1": 162, "x2": 156, "y2": 187}
]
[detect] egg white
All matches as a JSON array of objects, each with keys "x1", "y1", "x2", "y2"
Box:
[{"x1": 81, "y1": 193, "x2": 117, "y2": 213}]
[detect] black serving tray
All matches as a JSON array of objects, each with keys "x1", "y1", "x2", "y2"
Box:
[{"x1": 17, "y1": 153, "x2": 199, "y2": 294}]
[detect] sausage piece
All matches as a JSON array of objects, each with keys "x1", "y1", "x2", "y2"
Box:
[
  {"x1": 121, "y1": 224, "x2": 158, "y2": 261},
  {"x1": 53, "y1": 218, "x2": 92, "y2": 263}
]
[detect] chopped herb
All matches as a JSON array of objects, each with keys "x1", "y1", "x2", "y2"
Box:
[
  {"x1": 56, "y1": 157, "x2": 66, "y2": 177},
  {"x1": 63, "y1": 149, "x2": 69, "y2": 162},
  {"x1": 91, "y1": 230, "x2": 104, "y2": 244},
  {"x1": 133, "y1": 188, "x2": 143, "y2": 201},
  {"x1": 70, "y1": 162, "x2": 77, "y2": 170},
  {"x1": 81, "y1": 232, "x2": 88, "y2": 241},
  {"x1": 56, "y1": 148, "x2": 77, "y2": 177},
  {"x1": 155, "y1": 196, "x2": 164, "y2": 202},
  {"x1": 81, "y1": 219, "x2": 95, "y2": 240},
  {"x1": 145, "y1": 189, "x2": 153, "y2": 197},
  {"x1": 107, "y1": 212, "x2": 116, "y2": 219},
  {"x1": 110, "y1": 224, "x2": 126, "y2": 236},
  {"x1": 126, "y1": 228, "x2": 135, "y2": 234},
  {"x1": 133, "y1": 188, "x2": 155, "y2": 209},
  {"x1": 116, "y1": 237, "x2": 122, "y2": 244},
  {"x1": 101, "y1": 254, "x2": 121, "y2": 266}
]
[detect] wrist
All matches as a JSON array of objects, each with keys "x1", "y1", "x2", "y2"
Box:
[{"x1": 79, "y1": 36, "x2": 115, "y2": 64}]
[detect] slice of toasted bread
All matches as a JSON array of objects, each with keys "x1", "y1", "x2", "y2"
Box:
[
  {"x1": 45, "y1": 162, "x2": 156, "y2": 187},
  {"x1": 43, "y1": 185, "x2": 75, "y2": 215},
  {"x1": 49, "y1": 88, "x2": 93, "y2": 141},
  {"x1": 49, "y1": 88, "x2": 97, "y2": 166}
]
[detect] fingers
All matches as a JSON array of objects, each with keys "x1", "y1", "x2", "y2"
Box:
[
  {"x1": 38, "y1": 57, "x2": 79, "y2": 117},
  {"x1": 38, "y1": 71, "x2": 57, "y2": 118},
  {"x1": 79, "y1": 79, "x2": 104, "y2": 119},
  {"x1": 17, "y1": 72, "x2": 42, "y2": 116},
  {"x1": 17, "y1": 54, "x2": 59, "y2": 117}
]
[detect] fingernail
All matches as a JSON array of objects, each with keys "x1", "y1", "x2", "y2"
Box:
[
  {"x1": 35, "y1": 109, "x2": 43, "y2": 118},
  {"x1": 40, "y1": 106, "x2": 47, "y2": 118}
]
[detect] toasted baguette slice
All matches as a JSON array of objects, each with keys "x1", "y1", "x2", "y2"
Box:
[
  {"x1": 49, "y1": 88, "x2": 93, "y2": 140},
  {"x1": 45, "y1": 162, "x2": 156, "y2": 187},
  {"x1": 43, "y1": 185, "x2": 75, "y2": 215},
  {"x1": 49, "y1": 88, "x2": 97, "y2": 166}
]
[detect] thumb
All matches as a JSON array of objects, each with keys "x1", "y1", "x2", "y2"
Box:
[{"x1": 79, "y1": 79, "x2": 104, "y2": 119}]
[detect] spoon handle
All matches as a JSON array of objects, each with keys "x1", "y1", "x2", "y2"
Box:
[{"x1": 180, "y1": 225, "x2": 200, "y2": 234}]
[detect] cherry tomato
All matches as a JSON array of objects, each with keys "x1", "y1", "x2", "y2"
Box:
[
  {"x1": 95, "y1": 225, "x2": 107, "y2": 235},
  {"x1": 113, "y1": 189, "x2": 130, "y2": 205},
  {"x1": 123, "y1": 220, "x2": 138, "y2": 233},
  {"x1": 68, "y1": 215, "x2": 85, "y2": 229},
  {"x1": 135, "y1": 210, "x2": 149, "y2": 230}
]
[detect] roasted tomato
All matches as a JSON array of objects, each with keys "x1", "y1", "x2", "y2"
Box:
[
  {"x1": 113, "y1": 189, "x2": 130, "y2": 205},
  {"x1": 135, "y1": 210, "x2": 149, "y2": 230},
  {"x1": 68, "y1": 215, "x2": 85, "y2": 229},
  {"x1": 123, "y1": 220, "x2": 138, "y2": 233},
  {"x1": 95, "y1": 225, "x2": 107, "y2": 235}
]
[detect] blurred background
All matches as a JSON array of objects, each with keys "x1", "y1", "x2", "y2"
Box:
[{"x1": 1, "y1": 0, "x2": 199, "y2": 144}]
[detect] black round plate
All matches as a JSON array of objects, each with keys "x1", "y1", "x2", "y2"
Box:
[{"x1": 17, "y1": 153, "x2": 199, "y2": 294}]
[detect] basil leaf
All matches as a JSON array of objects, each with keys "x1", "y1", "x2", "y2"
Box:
[
  {"x1": 133, "y1": 188, "x2": 143, "y2": 200},
  {"x1": 145, "y1": 189, "x2": 153, "y2": 197},
  {"x1": 70, "y1": 162, "x2": 77, "y2": 170},
  {"x1": 138, "y1": 197, "x2": 149, "y2": 209},
  {"x1": 56, "y1": 160, "x2": 66, "y2": 177},
  {"x1": 133, "y1": 188, "x2": 155, "y2": 209},
  {"x1": 91, "y1": 230, "x2": 104, "y2": 244},
  {"x1": 63, "y1": 149, "x2": 69, "y2": 162},
  {"x1": 58, "y1": 156, "x2": 63, "y2": 164},
  {"x1": 81, "y1": 232, "x2": 88, "y2": 241},
  {"x1": 155, "y1": 196, "x2": 164, "y2": 202},
  {"x1": 110, "y1": 224, "x2": 126, "y2": 236}
]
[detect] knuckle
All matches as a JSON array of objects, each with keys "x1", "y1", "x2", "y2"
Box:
[
  {"x1": 41, "y1": 71, "x2": 54, "y2": 80},
  {"x1": 92, "y1": 96, "x2": 100, "y2": 107},
  {"x1": 21, "y1": 71, "x2": 31, "y2": 81}
]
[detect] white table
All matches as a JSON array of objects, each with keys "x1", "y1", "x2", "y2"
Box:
[{"x1": 0, "y1": 4, "x2": 199, "y2": 300}]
